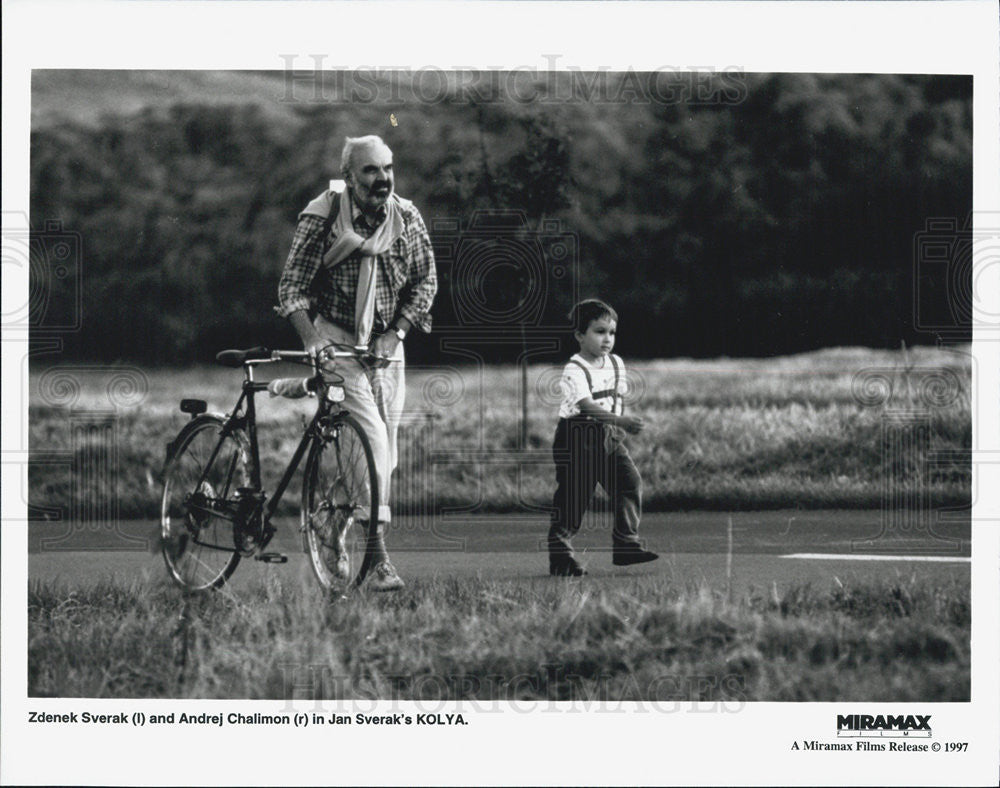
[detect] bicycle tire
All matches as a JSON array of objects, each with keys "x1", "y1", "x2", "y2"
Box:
[
  {"x1": 302, "y1": 412, "x2": 379, "y2": 591},
  {"x1": 161, "y1": 414, "x2": 250, "y2": 591}
]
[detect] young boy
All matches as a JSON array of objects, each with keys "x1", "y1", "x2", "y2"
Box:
[{"x1": 548, "y1": 299, "x2": 659, "y2": 576}]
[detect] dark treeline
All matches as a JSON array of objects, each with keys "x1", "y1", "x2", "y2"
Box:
[{"x1": 29, "y1": 72, "x2": 971, "y2": 364}]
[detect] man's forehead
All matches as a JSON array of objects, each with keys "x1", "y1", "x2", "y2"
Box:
[{"x1": 352, "y1": 143, "x2": 393, "y2": 168}]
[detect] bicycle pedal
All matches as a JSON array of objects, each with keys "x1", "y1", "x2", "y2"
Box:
[{"x1": 255, "y1": 552, "x2": 288, "y2": 564}]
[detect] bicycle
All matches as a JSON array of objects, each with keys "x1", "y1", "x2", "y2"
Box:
[{"x1": 160, "y1": 344, "x2": 392, "y2": 593}]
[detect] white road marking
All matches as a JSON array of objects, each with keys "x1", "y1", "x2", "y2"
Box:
[{"x1": 782, "y1": 553, "x2": 970, "y2": 563}]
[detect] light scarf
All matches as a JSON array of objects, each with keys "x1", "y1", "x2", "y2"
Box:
[{"x1": 318, "y1": 188, "x2": 404, "y2": 347}]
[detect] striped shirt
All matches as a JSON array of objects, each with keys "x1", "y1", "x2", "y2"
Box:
[{"x1": 275, "y1": 193, "x2": 437, "y2": 334}]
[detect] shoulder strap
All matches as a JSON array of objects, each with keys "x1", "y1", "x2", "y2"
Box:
[
  {"x1": 568, "y1": 358, "x2": 593, "y2": 393},
  {"x1": 610, "y1": 354, "x2": 623, "y2": 415}
]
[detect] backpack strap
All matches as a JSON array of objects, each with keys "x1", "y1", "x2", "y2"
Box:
[{"x1": 320, "y1": 191, "x2": 342, "y2": 254}]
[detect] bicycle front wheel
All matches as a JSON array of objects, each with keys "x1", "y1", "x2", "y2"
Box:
[
  {"x1": 161, "y1": 415, "x2": 250, "y2": 591},
  {"x1": 302, "y1": 413, "x2": 379, "y2": 591}
]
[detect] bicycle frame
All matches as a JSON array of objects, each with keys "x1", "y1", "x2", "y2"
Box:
[
  {"x1": 176, "y1": 344, "x2": 395, "y2": 562},
  {"x1": 186, "y1": 350, "x2": 347, "y2": 552}
]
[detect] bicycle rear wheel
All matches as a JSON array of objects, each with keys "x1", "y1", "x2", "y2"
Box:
[
  {"x1": 302, "y1": 413, "x2": 379, "y2": 591},
  {"x1": 161, "y1": 415, "x2": 249, "y2": 591}
]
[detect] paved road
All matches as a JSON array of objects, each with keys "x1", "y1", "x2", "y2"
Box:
[{"x1": 27, "y1": 510, "x2": 971, "y2": 592}]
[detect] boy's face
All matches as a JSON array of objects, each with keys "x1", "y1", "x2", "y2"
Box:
[{"x1": 575, "y1": 314, "x2": 617, "y2": 360}]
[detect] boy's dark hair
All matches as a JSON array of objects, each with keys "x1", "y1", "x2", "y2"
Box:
[{"x1": 568, "y1": 299, "x2": 618, "y2": 334}]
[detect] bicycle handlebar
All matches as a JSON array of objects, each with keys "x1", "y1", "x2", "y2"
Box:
[
  {"x1": 218, "y1": 345, "x2": 402, "y2": 370},
  {"x1": 273, "y1": 348, "x2": 400, "y2": 363},
  {"x1": 218, "y1": 345, "x2": 400, "y2": 371},
  {"x1": 271, "y1": 348, "x2": 367, "y2": 363},
  {"x1": 265, "y1": 346, "x2": 398, "y2": 401}
]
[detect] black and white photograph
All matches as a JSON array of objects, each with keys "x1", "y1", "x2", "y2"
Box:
[{"x1": 3, "y1": 1, "x2": 999, "y2": 785}]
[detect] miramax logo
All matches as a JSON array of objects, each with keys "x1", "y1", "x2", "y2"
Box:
[{"x1": 836, "y1": 714, "x2": 932, "y2": 738}]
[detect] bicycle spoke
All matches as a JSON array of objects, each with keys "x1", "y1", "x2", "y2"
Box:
[
  {"x1": 186, "y1": 435, "x2": 209, "y2": 477},
  {"x1": 183, "y1": 537, "x2": 229, "y2": 586},
  {"x1": 303, "y1": 415, "x2": 378, "y2": 590},
  {"x1": 161, "y1": 418, "x2": 245, "y2": 591},
  {"x1": 219, "y1": 446, "x2": 240, "y2": 499}
]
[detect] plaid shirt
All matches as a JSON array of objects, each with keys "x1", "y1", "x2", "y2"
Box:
[{"x1": 276, "y1": 193, "x2": 437, "y2": 334}]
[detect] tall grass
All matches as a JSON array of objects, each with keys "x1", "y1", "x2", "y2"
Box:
[
  {"x1": 29, "y1": 345, "x2": 971, "y2": 517},
  {"x1": 28, "y1": 572, "x2": 969, "y2": 701}
]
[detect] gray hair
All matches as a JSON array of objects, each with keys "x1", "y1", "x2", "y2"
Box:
[{"x1": 340, "y1": 135, "x2": 390, "y2": 177}]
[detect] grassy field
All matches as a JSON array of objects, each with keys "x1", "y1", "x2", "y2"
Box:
[
  {"x1": 28, "y1": 345, "x2": 972, "y2": 518},
  {"x1": 26, "y1": 346, "x2": 971, "y2": 701},
  {"x1": 27, "y1": 571, "x2": 969, "y2": 701}
]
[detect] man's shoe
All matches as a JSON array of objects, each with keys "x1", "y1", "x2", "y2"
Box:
[
  {"x1": 549, "y1": 554, "x2": 587, "y2": 577},
  {"x1": 612, "y1": 547, "x2": 660, "y2": 566},
  {"x1": 366, "y1": 560, "x2": 405, "y2": 592}
]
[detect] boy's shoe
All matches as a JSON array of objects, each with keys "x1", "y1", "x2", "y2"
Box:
[
  {"x1": 549, "y1": 554, "x2": 587, "y2": 577},
  {"x1": 612, "y1": 547, "x2": 660, "y2": 566},
  {"x1": 367, "y1": 560, "x2": 405, "y2": 591}
]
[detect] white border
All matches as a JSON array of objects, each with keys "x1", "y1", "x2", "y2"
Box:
[{"x1": 3, "y1": 2, "x2": 999, "y2": 785}]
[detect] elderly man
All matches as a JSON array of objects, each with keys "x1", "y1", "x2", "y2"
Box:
[{"x1": 276, "y1": 135, "x2": 437, "y2": 591}]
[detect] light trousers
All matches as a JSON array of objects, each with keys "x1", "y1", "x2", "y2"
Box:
[{"x1": 314, "y1": 315, "x2": 405, "y2": 523}]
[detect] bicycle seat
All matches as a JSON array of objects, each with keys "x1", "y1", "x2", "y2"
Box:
[{"x1": 215, "y1": 347, "x2": 271, "y2": 367}]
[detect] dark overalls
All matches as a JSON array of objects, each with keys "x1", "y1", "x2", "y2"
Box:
[{"x1": 548, "y1": 356, "x2": 643, "y2": 558}]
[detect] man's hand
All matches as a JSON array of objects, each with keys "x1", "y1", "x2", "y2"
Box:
[
  {"x1": 303, "y1": 337, "x2": 339, "y2": 377},
  {"x1": 618, "y1": 415, "x2": 645, "y2": 435},
  {"x1": 288, "y1": 311, "x2": 335, "y2": 370},
  {"x1": 303, "y1": 336, "x2": 326, "y2": 358},
  {"x1": 368, "y1": 330, "x2": 400, "y2": 368}
]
